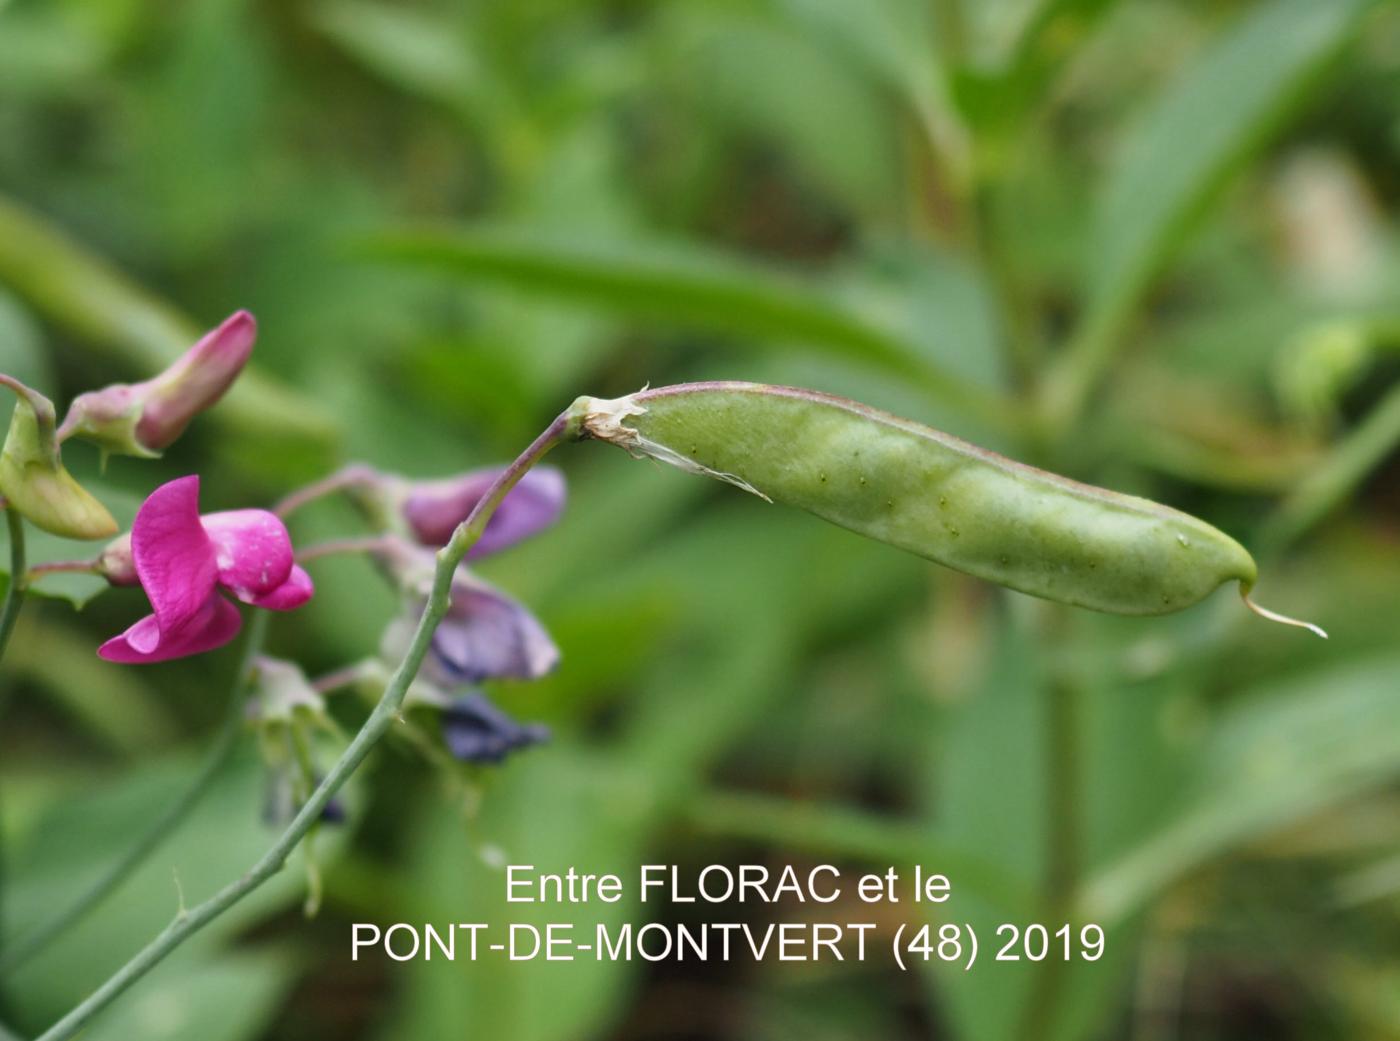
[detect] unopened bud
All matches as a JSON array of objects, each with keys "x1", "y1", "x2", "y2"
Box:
[
  {"x1": 248, "y1": 656, "x2": 327, "y2": 726},
  {"x1": 59, "y1": 311, "x2": 256, "y2": 457},
  {"x1": 95, "y1": 532, "x2": 137, "y2": 585}
]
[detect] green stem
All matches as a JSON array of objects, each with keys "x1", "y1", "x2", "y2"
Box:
[
  {"x1": 1036, "y1": 304, "x2": 1127, "y2": 444},
  {"x1": 274, "y1": 465, "x2": 379, "y2": 520},
  {"x1": 1019, "y1": 670, "x2": 1082, "y2": 1036},
  {"x1": 296, "y1": 536, "x2": 395, "y2": 564},
  {"x1": 931, "y1": 0, "x2": 966, "y2": 67},
  {"x1": 1256, "y1": 379, "x2": 1400, "y2": 555},
  {"x1": 286, "y1": 723, "x2": 323, "y2": 917},
  {"x1": 0, "y1": 511, "x2": 26, "y2": 1031},
  {"x1": 1044, "y1": 678, "x2": 1081, "y2": 905},
  {"x1": 25, "y1": 561, "x2": 99, "y2": 583},
  {"x1": 0, "y1": 612, "x2": 269, "y2": 979},
  {"x1": 0, "y1": 510, "x2": 26, "y2": 666},
  {"x1": 310, "y1": 661, "x2": 375, "y2": 695},
  {"x1": 32, "y1": 407, "x2": 579, "y2": 1041}
]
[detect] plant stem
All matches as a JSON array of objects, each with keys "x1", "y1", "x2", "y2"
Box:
[
  {"x1": 295, "y1": 536, "x2": 396, "y2": 564},
  {"x1": 32, "y1": 407, "x2": 579, "y2": 1041},
  {"x1": 0, "y1": 516, "x2": 22, "y2": 1041},
  {"x1": 274, "y1": 465, "x2": 380, "y2": 519},
  {"x1": 0, "y1": 510, "x2": 26, "y2": 666},
  {"x1": 310, "y1": 661, "x2": 376, "y2": 695},
  {"x1": 1044, "y1": 677, "x2": 1081, "y2": 907},
  {"x1": 1019, "y1": 669, "x2": 1082, "y2": 1036},
  {"x1": 0, "y1": 611, "x2": 269, "y2": 979},
  {"x1": 25, "y1": 561, "x2": 98, "y2": 580},
  {"x1": 286, "y1": 724, "x2": 323, "y2": 917},
  {"x1": 0, "y1": 512, "x2": 25, "y2": 1035},
  {"x1": 1036, "y1": 305, "x2": 1126, "y2": 444}
]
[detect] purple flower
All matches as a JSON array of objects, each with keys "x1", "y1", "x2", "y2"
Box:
[
  {"x1": 398, "y1": 468, "x2": 565, "y2": 686},
  {"x1": 99, "y1": 475, "x2": 313, "y2": 664},
  {"x1": 428, "y1": 572, "x2": 560, "y2": 685},
  {"x1": 401, "y1": 465, "x2": 566, "y2": 553},
  {"x1": 441, "y1": 692, "x2": 550, "y2": 764},
  {"x1": 372, "y1": 537, "x2": 561, "y2": 691},
  {"x1": 60, "y1": 311, "x2": 256, "y2": 456}
]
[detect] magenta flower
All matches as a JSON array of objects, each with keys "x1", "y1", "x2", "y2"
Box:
[
  {"x1": 60, "y1": 311, "x2": 256, "y2": 456},
  {"x1": 99, "y1": 475, "x2": 313, "y2": 664},
  {"x1": 401, "y1": 465, "x2": 565, "y2": 553}
]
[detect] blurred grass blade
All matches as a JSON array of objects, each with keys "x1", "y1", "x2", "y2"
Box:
[
  {"x1": 1083, "y1": 654, "x2": 1400, "y2": 922},
  {"x1": 1045, "y1": 0, "x2": 1378, "y2": 425},
  {"x1": 1005, "y1": 0, "x2": 1119, "y2": 72},
  {"x1": 365, "y1": 225, "x2": 1007, "y2": 423},
  {"x1": 774, "y1": 0, "x2": 970, "y2": 185},
  {"x1": 0, "y1": 195, "x2": 337, "y2": 448},
  {"x1": 1258, "y1": 379, "x2": 1400, "y2": 553},
  {"x1": 310, "y1": 0, "x2": 478, "y2": 111},
  {"x1": 1, "y1": 623, "x2": 174, "y2": 754},
  {"x1": 0, "y1": 289, "x2": 56, "y2": 392},
  {"x1": 684, "y1": 789, "x2": 1034, "y2": 915},
  {"x1": 74, "y1": 951, "x2": 294, "y2": 1041}
]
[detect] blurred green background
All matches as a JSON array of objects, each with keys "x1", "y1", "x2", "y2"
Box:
[{"x1": 2, "y1": 0, "x2": 1400, "y2": 1037}]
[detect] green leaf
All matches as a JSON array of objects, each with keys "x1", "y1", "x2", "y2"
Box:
[
  {"x1": 921, "y1": 613, "x2": 1135, "y2": 1041},
  {"x1": 0, "y1": 287, "x2": 55, "y2": 391},
  {"x1": 3, "y1": 751, "x2": 332, "y2": 1023},
  {"x1": 1047, "y1": 0, "x2": 1378, "y2": 421},
  {"x1": 665, "y1": 10, "x2": 903, "y2": 220},
  {"x1": 774, "y1": 0, "x2": 969, "y2": 183},
  {"x1": 310, "y1": 0, "x2": 478, "y2": 110},
  {"x1": 364, "y1": 226, "x2": 1002, "y2": 419},
  {"x1": 0, "y1": 194, "x2": 337, "y2": 451},
  {"x1": 75, "y1": 951, "x2": 295, "y2": 1041},
  {"x1": 2, "y1": 623, "x2": 175, "y2": 753},
  {"x1": 1084, "y1": 654, "x2": 1400, "y2": 922},
  {"x1": 1090, "y1": 0, "x2": 1374, "y2": 320},
  {"x1": 0, "y1": 5, "x2": 107, "y2": 94}
]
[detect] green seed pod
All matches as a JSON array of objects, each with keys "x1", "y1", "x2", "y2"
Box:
[{"x1": 575, "y1": 382, "x2": 1322, "y2": 634}]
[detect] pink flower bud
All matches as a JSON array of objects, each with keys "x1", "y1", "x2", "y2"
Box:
[
  {"x1": 59, "y1": 311, "x2": 256, "y2": 457},
  {"x1": 96, "y1": 533, "x2": 138, "y2": 585}
]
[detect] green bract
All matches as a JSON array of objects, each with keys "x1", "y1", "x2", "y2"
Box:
[
  {"x1": 0, "y1": 376, "x2": 117, "y2": 540},
  {"x1": 576, "y1": 382, "x2": 1319, "y2": 632}
]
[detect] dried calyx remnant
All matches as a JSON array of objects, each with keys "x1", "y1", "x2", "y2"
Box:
[
  {"x1": 568, "y1": 382, "x2": 1325, "y2": 637},
  {"x1": 573, "y1": 390, "x2": 770, "y2": 502}
]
